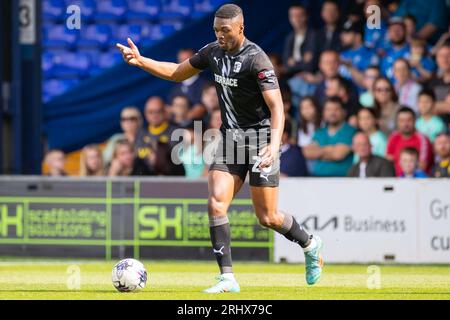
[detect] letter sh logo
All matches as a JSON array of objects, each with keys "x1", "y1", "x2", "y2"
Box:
[
  {"x1": 138, "y1": 205, "x2": 183, "y2": 240},
  {"x1": 0, "y1": 204, "x2": 24, "y2": 238}
]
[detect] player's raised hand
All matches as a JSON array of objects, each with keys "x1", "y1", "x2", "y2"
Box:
[{"x1": 116, "y1": 38, "x2": 142, "y2": 67}]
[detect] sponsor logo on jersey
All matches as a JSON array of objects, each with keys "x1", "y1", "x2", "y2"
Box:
[{"x1": 214, "y1": 74, "x2": 238, "y2": 87}]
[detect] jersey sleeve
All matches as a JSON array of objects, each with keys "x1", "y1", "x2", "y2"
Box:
[
  {"x1": 189, "y1": 43, "x2": 212, "y2": 70},
  {"x1": 251, "y1": 52, "x2": 279, "y2": 92}
]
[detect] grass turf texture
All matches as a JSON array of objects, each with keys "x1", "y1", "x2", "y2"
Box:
[{"x1": 0, "y1": 260, "x2": 449, "y2": 300}]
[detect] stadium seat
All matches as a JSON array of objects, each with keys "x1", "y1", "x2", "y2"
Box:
[
  {"x1": 43, "y1": 79, "x2": 80, "y2": 102},
  {"x1": 43, "y1": 25, "x2": 80, "y2": 49},
  {"x1": 192, "y1": 0, "x2": 225, "y2": 18},
  {"x1": 78, "y1": 24, "x2": 112, "y2": 49},
  {"x1": 125, "y1": 0, "x2": 160, "y2": 22},
  {"x1": 111, "y1": 24, "x2": 143, "y2": 46},
  {"x1": 160, "y1": 0, "x2": 192, "y2": 22},
  {"x1": 51, "y1": 51, "x2": 91, "y2": 78},
  {"x1": 88, "y1": 50, "x2": 123, "y2": 76},
  {"x1": 150, "y1": 23, "x2": 180, "y2": 41},
  {"x1": 95, "y1": 0, "x2": 128, "y2": 22},
  {"x1": 43, "y1": 0, "x2": 66, "y2": 22},
  {"x1": 64, "y1": 0, "x2": 97, "y2": 23}
]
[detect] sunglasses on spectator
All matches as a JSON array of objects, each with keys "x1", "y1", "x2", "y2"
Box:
[
  {"x1": 375, "y1": 87, "x2": 391, "y2": 92},
  {"x1": 121, "y1": 116, "x2": 139, "y2": 122}
]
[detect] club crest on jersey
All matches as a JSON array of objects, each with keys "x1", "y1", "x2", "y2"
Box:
[{"x1": 233, "y1": 61, "x2": 242, "y2": 73}]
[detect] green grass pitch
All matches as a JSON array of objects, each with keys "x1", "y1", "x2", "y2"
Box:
[{"x1": 0, "y1": 260, "x2": 449, "y2": 300}]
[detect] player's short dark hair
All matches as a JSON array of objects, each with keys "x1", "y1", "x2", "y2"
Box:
[
  {"x1": 400, "y1": 146, "x2": 419, "y2": 158},
  {"x1": 418, "y1": 88, "x2": 436, "y2": 102},
  {"x1": 215, "y1": 4, "x2": 243, "y2": 19},
  {"x1": 396, "y1": 106, "x2": 416, "y2": 120}
]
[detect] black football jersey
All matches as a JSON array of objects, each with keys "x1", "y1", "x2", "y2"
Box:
[{"x1": 189, "y1": 39, "x2": 279, "y2": 130}]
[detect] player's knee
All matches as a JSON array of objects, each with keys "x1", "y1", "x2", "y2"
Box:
[
  {"x1": 258, "y1": 214, "x2": 282, "y2": 229},
  {"x1": 208, "y1": 196, "x2": 227, "y2": 216}
]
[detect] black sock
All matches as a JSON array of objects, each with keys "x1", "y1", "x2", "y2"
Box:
[
  {"x1": 275, "y1": 213, "x2": 311, "y2": 248},
  {"x1": 209, "y1": 215, "x2": 233, "y2": 274}
]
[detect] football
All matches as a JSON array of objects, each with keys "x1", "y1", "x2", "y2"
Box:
[{"x1": 111, "y1": 258, "x2": 147, "y2": 292}]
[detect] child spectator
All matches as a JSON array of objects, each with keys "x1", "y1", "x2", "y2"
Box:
[
  {"x1": 407, "y1": 38, "x2": 435, "y2": 83},
  {"x1": 416, "y1": 89, "x2": 446, "y2": 142},
  {"x1": 108, "y1": 140, "x2": 138, "y2": 176},
  {"x1": 79, "y1": 144, "x2": 105, "y2": 176},
  {"x1": 44, "y1": 150, "x2": 67, "y2": 177},
  {"x1": 356, "y1": 107, "x2": 388, "y2": 160},
  {"x1": 399, "y1": 147, "x2": 428, "y2": 178},
  {"x1": 297, "y1": 96, "x2": 322, "y2": 147}
]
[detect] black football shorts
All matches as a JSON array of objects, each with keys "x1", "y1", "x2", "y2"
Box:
[{"x1": 209, "y1": 128, "x2": 280, "y2": 187}]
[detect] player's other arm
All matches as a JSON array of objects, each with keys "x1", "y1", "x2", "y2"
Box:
[{"x1": 116, "y1": 38, "x2": 200, "y2": 82}]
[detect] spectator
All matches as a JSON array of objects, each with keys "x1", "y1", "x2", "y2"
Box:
[
  {"x1": 407, "y1": 38, "x2": 436, "y2": 83},
  {"x1": 359, "y1": 66, "x2": 380, "y2": 107},
  {"x1": 297, "y1": 96, "x2": 322, "y2": 147},
  {"x1": 178, "y1": 124, "x2": 205, "y2": 179},
  {"x1": 347, "y1": 132, "x2": 395, "y2": 177},
  {"x1": 303, "y1": 97, "x2": 357, "y2": 176},
  {"x1": 380, "y1": 18, "x2": 410, "y2": 80},
  {"x1": 393, "y1": 58, "x2": 422, "y2": 112},
  {"x1": 432, "y1": 133, "x2": 450, "y2": 178},
  {"x1": 339, "y1": 19, "x2": 379, "y2": 85},
  {"x1": 44, "y1": 150, "x2": 67, "y2": 177},
  {"x1": 394, "y1": 0, "x2": 449, "y2": 43},
  {"x1": 280, "y1": 120, "x2": 308, "y2": 177},
  {"x1": 356, "y1": 107, "x2": 388, "y2": 159},
  {"x1": 107, "y1": 140, "x2": 138, "y2": 176},
  {"x1": 283, "y1": 4, "x2": 317, "y2": 77},
  {"x1": 325, "y1": 75, "x2": 361, "y2": 125},
  {"x1": 314, "y1": 50, "x2": 358, "y2": 107},
  {"x1": 79, "y1": 144, "x2": 105, "y2": 177},
  {"x1": 269, "y1": 53, "x2": 290, "y2": 91},
  {"x1": 153, "y1": 140, "x2": 185, "y2": 176},
  {"x1": 281, "y1": 86, "x2": 297, "y2": 136},
  {"x1": 103, "y1": 106, "x2": 143, "y2": 165},
  {"x1": 430, "y1": 25, "x2": 450, "y2": 56},
  {"x1": 373, "y1": 76, "x2": 401, "y2": 135},
  {"x1": 168, "y1": 94, "x2": 192, "y2": 127},
  {"x1": 429, "y1": 44, "x2": 450, "y2": 126},
  {"x1": 168, "y1": 48, "x2": 208, "y2": 120},
  {"x1": 208, "y1": 108, "x2": 222, "y2": 130},
  {"x1": 200, "y1": 82, "x2": 220, "y2": 127},
  {"x1": 316, "y1": 0, "x2": 343, "y2": 54},
  {"x1": 399, "y1": 147, "x2": 428, "y2": 178},
  {"x1": 416, "y1": 89, "x2": 446, "y2": 142},
  {"x1": 144, "y1": 96, "x2": 179, "y2": 145},
  {"x1": 386, "y1": 106, "x2": 434, "y2": 176},
  {"x1": 404, "y1": 14, "x2": 418, "y2": 43}
]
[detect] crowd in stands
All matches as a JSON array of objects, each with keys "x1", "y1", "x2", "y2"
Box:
[{"x1": 44, "y1": 0, "x2": 450, "y2": 179}]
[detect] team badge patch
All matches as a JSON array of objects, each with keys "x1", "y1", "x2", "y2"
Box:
[{"x1": 233, "y1": 62, "x2": 242, "y2": 73}]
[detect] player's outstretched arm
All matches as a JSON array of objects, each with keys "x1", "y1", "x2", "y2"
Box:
[{"x1": 116, "y1": 38, "x2": 200, "y2": 82}]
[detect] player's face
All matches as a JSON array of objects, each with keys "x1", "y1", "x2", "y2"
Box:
[{"x1": 213, "y1": 17, "x2": 244, "y2": 52}]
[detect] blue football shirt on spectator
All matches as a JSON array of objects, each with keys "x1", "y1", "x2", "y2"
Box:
[
  {"x1": 311, "y1": 123, "x2": 357, "y2": 177},
  {"x1": 380, "y1": 44, "x2": 410, "y2": 80}
]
